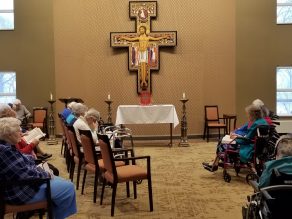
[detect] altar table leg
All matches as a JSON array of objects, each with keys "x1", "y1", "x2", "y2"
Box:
[{"x1": 169, "y1": 123, "x2": 173, "y2": 147}]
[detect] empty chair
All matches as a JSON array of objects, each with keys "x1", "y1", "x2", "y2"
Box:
[
  {"x1": 98, "y1": 134, "x2": 153, "y2": 216},
  {"x1": 29, "y1": 107, "x2": 48, "y2": 135},
  {"x1": 203, "y1": 105, "x2": 227, "y2": 142}
]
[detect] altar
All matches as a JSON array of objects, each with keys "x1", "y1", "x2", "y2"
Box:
[{"x1": 115, "y1": 104, "x2": 179, "y2": 146}]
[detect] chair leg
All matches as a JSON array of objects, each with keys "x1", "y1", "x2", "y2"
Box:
[
  {"x1": 81, "y1": 169, "x2": 87, "y2": 195},
  {"x1": 100, "y1": 178, "x2": 106, "y2": 205},
  {"x1": 69, "y1": 161, "x2": 75, "y2": 182},
  {"x1": 203, "y1": 125, "x2": 206, "y2": 139},
  {"x1": 111, "y1": 183, "x2": 117, "y2": 216},
  {"x1": 93, "y1": 170, "x2": 99, "y2": 203},
  {"x1": 218, "y1": 128, "x2": 221, "y2": 139},
  {"x1": 133, "y1": 181, "x2": 137, "y2": 199},
  {"x1": 207, "y1": 128, "x2": 209, "y2": 142},
  {"x1": 76, "y1": 162, "x2": 82, "y2": 190},
  {"x1": 148, "y1": 176, "x2": 153, "y2": 212},
  {"x1": 126, "y1": 182, "x2": 130, "y2": 197}
]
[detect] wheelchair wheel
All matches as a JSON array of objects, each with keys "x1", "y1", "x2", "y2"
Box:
[
  {"x1": 244, "y1": 203, "x2": 260, "y2": 219},
  {"x1": 223, "y1": 170, "x2": 231, "y2": 183}
]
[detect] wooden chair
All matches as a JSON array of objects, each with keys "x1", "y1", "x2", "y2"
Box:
[
  {"x1": 29, "y1": 107, "x2": 48, "y2": 135},
  {"x1": 0, "y1": 178, "x2": 53, "y2": 219},
  {"x1": 79, "y1": 129, "x2": 107, "y2": 203},
  {"x1": 58, "y1": 113, "x2": 67, "y2": 156},
  {"x1": 98, "y1": 134, "x2": 153, "y2": 216},
  {"x1": 203, "y1": 105, "x2": 227, "y2": 142},
  {"x1": 67, "y1": 126, "x2": 84, "y2": 190}
]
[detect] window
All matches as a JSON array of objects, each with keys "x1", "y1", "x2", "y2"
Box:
[
  {"x1": 0, "y1": 0, "x2": 14, "y2": 30},
  {"x1": 277, "y1": 67, "x2": 292, "y2": 116},
  {"x1": 0, "y1": 72, "x2": 16, "y2": 103}
]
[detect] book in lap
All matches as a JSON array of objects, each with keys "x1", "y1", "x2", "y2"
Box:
[
  {"x1": 23, "y1": 127, "x2": 46, "y2": 143},
  {"x1": 221, "y1": 135, "x2": 237, "y2": 144}
]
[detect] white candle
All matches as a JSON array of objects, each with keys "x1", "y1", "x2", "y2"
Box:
[
  {"x1": 50, "y1": 92, "x2": 53, "y2": 100},
  {"x1": 107, "y1": 94, "x2": 111, "y2": 100},
  {"x1": 182, "y1": 92, "x2": 186, "y2": 99}
]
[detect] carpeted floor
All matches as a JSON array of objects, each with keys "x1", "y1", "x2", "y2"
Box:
[{"x1": 17, "y1": 138, "x2": 254, "y2": 219}]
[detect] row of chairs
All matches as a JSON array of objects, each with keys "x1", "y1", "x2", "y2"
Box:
[{"x1": 58, "y1": 114, "x2": 153, "y2": 216}]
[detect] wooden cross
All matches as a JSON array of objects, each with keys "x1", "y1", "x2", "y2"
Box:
[{"x1": 110, "y1": 1, "x2": 177, "y2": 93}]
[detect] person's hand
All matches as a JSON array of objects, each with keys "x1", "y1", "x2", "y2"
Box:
[
  {"x1": 31, "y1": 139, "x2": 40, "y2": 145},
  {"x1": 230, "y1": 133, "x2": 237, "y2": 139}
]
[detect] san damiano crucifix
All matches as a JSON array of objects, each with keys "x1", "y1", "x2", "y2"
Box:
[{"x1": 110, "y1": 1, "x2": 177, "y2": 93}]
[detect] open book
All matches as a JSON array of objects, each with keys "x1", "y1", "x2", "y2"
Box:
[
  {"x1": 23, "y1": 127, "x2": 46, "y2": 144},
  {"x1": 221, "y1": 135, "x2": 237, "y2": 144}
]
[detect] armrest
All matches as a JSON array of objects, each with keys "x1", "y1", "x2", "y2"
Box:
[
  {"x1": 112, "y1": 148, "x2": 134, "y2": 157},
  {"x1": 0, "y1": 178, "x2": 51, "y2": 188},
  {"x1": 114, "y1": 155, "x2": 150, "y2": 166}
]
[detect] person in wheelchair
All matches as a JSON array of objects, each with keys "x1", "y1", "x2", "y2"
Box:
[
  {"x1": 258, "y1": 134, "x2": 292, "y2": 188},
  {"x1": 202, "y1": 104, "x2": 268, "y2": 172},
  {"x1": 243, "y1": 135, "x2": 292, "y2": 219}
]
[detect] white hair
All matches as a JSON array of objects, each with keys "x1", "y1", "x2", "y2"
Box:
[
  {"x1": 252, "y1": 99, "x2": 264, "y2": 107},
  {"x1": 67, "y1": 101, "x2": 77, "y2": 110},
  {"x1": 0, "y1": 117, "x2": 21, "y2": 140},
  {"x1": 0, "y1": 103, "x2": 16, "y2": 118},
  {"x1": 72, "y1": 103, "x2": 88, "y2": 116},
  {"x1": 13, "y1": 99, "x2": 21, "y2": 105},
  {"x1": 276, "y1": 134, "x2": 292, "y2": 159},
  {"x1": 85, "y1": 108, "x2": 100, "y2": 120}
]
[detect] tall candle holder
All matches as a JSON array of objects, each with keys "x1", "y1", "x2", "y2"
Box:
[
  {"x1": 105, "y1": 100, "x2": 113, "y2": 124},
  {"x1": 179, "y1": 98, "x2": 190, "y2": 147},
  {"x1": 47, "y1": 100, "x2": 58, "y2": 145}
]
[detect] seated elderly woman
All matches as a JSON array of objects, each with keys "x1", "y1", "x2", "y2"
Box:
[
  {"x1": 0, "y1": 117, "x2": 77, "y2": 218},
  {"x1": 202, "y1": 104, "x2": 268, "y2": 172},
  {"x1": 259, "y1": 135, "x2": 292, "y2": 188},
  {"x1": 66, "y1": 102, "x2": 87, "y2": 126},
  {"x1": 0, "y1": 103, "x2": 52, "y2": 160},
  {"x1": 73, "y1": 108, "x2": 100, "y2": 144}
]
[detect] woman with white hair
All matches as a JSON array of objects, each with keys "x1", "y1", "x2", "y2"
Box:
[
  {"x1": 60, "y1": 101, "x2": 77, "y2": 120},
  {"x1": 0, "y1": 117, "x2": 77, "y2": 218},
  {"x1": 259, "y1": 135, "x2": 292, "y2": 188},
  {"x1": 0, "y1": 103, "x2": 52, "y2": 160},
  {"x1": 66, "y1": 103, "x2": 87, "y2": 125},
  {"x1": 73, "y1": 108, "x2": 100, "y2": 144}
]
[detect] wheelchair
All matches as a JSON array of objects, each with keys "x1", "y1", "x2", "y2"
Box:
[
  {"x1": 243, "y1": 168, "x2": 292, "y2": 219},
  {"x1": 219, "y1": 125, "x2": 279, "y2": 183}
]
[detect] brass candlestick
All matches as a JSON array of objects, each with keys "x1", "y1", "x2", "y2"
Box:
[
  {"x1": 179, "y1": 98, "x2": 190, "y2": 147},
  {"x1": 47, "y1": 100, "x2": 58, "y2": 145},
  {"x1": 105, "y1": 100, "x2": 113, "y2": 124}
]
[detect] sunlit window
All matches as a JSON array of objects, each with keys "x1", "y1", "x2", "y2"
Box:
[
  {"x1": 277, "y1": 67, "x2": 292, "y2": 116},
  {"x1": 0, "y1": 72, "x2": 16, "y2": 103},
  {"x1": 0, "y1": 0, "x2": 14, "y2": 30},
  {"x1": 277, "y1": 0, "x2": 292, "y2": 24}
]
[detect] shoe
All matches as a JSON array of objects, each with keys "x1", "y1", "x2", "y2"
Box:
[
  {"x1": 37, "y1": 153, "x2": 52, "y2": 160},
  {"x1": 202, "y1": 162, "x2": 218, "y2": 172}
]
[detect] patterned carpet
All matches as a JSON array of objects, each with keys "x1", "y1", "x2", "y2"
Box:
[{"x1": 31, "y1": 139, "x2": 253, "y2": 219}]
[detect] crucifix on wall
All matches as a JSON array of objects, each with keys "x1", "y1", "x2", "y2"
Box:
[{"x1": 110, "y1": 1, "x2": 177, "y2": 93}]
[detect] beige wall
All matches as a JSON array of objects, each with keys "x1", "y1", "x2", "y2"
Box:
[
  {"x1": 8, "y1": 1, "x2": 289, "y2": 137},
  {"x1": 236, "y1": 0, "x2": 292, "y2": 125},
  {"x1": 0, "y1": 0, "x2": 55, "y2": 110},
  {"x1": 53, "y1": 0, "x2": 236, "y2": 136}
]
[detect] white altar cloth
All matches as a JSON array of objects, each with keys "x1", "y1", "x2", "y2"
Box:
[{"x1": 115, "y1": 104, "x2": 179, "y2": 127}]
